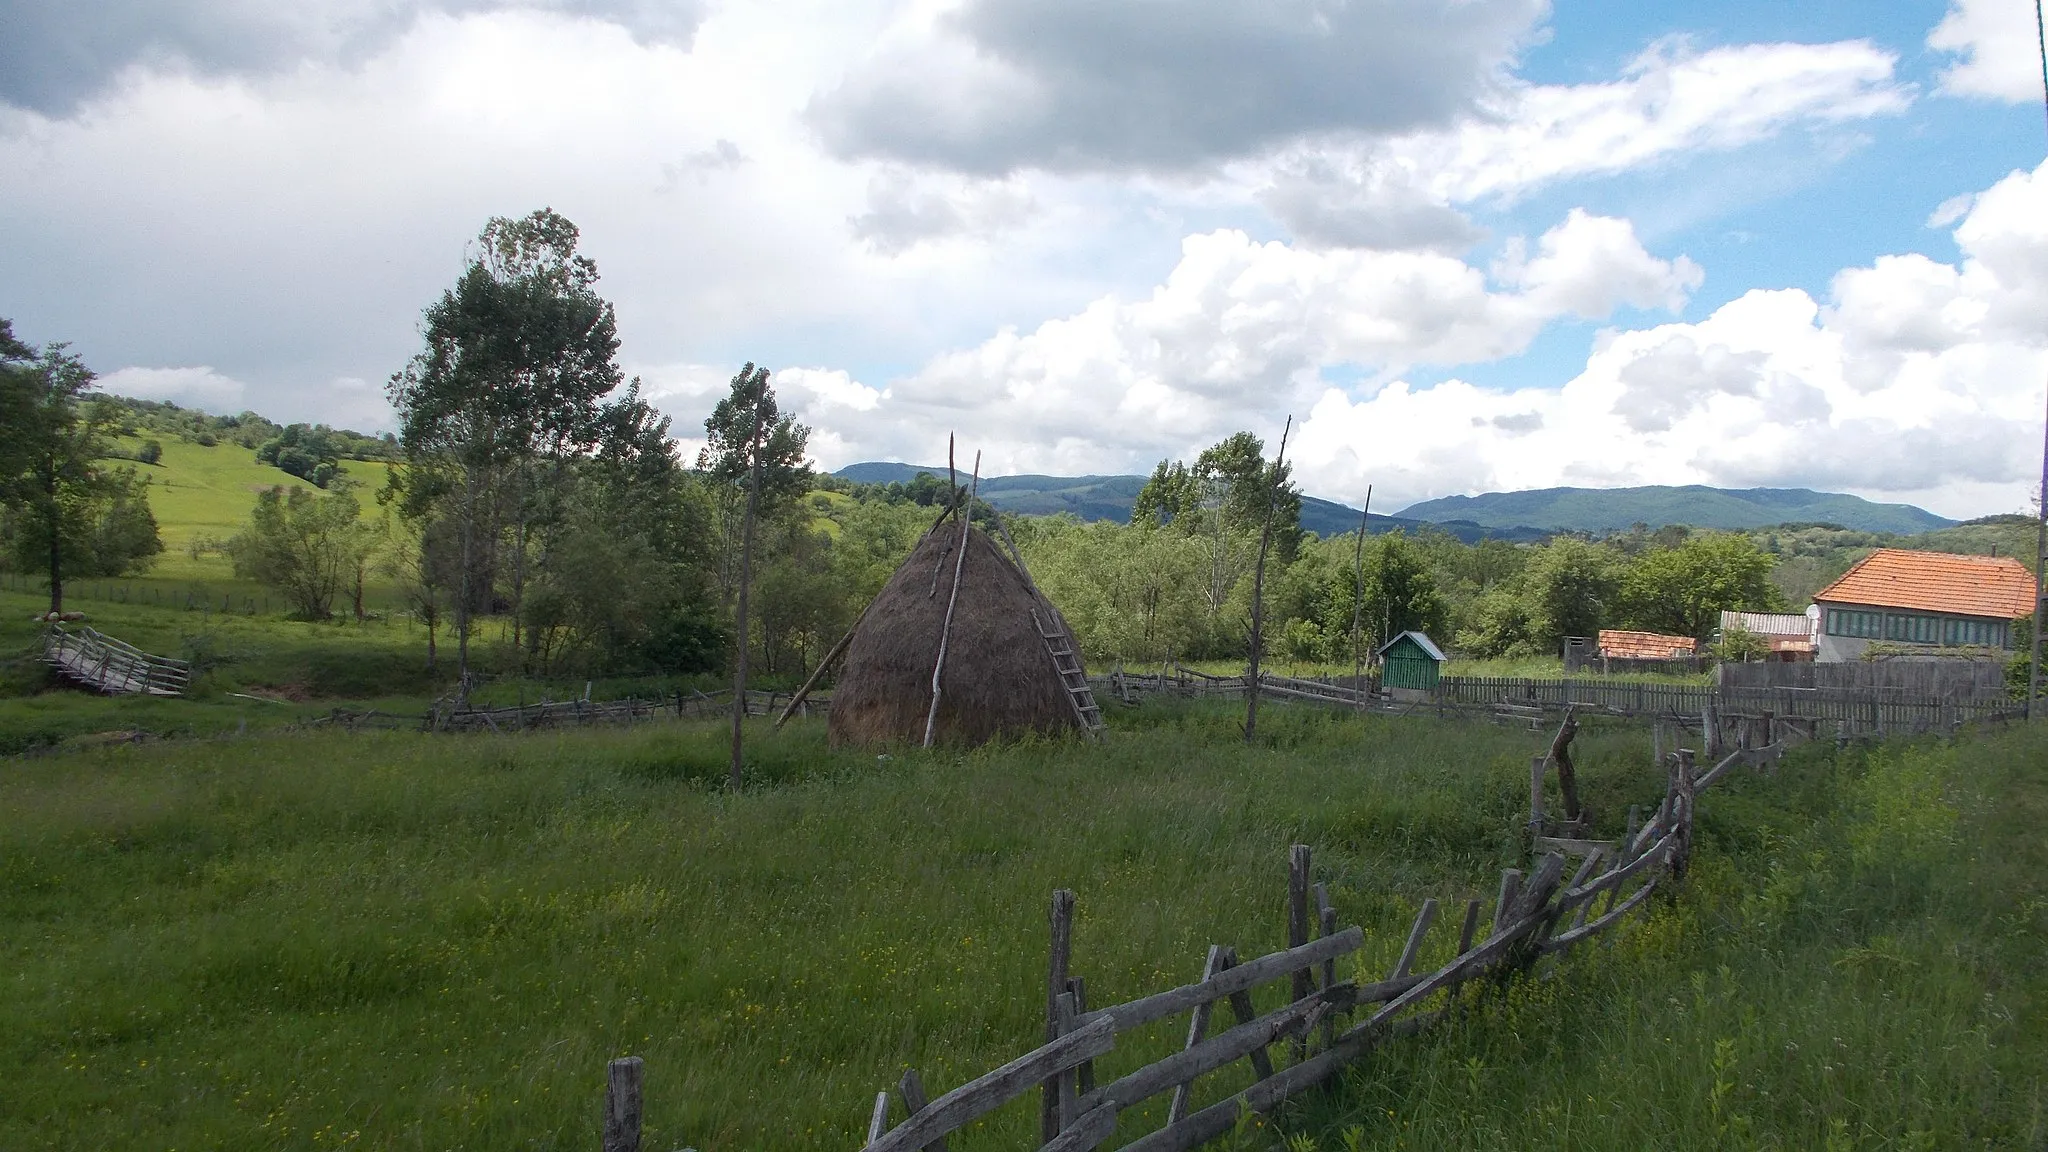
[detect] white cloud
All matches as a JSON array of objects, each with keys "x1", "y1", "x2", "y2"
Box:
[
  {"x1": 94, "y1": 365, "x2": 250, "y2": 411},
  {"x1": 823, "y1": 159, "x2": 2048, "y2": 521},
  {"x1": 1295, "y1": 163, "x2": 2048, "y2": 518},
  {"x1": 785, "y1": 209, "x2": 1696, "y2": 477},
  {"x1": 1260, "y1": 38, "x2": 1909, "y2": 246},
  {"x1": 1929, "y1": 0, "x2": 2042, "y2": 102}
]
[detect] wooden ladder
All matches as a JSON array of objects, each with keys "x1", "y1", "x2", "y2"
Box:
[{"x1": 1034, "y1": 608, "x2": 1105, "y2": 740}]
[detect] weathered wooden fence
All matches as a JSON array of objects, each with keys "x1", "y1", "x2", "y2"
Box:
[
  {"x1": 1096, "y1": 663, "x2": 2023, "y2": 739},
  {"x1": 594, "y1": 725, "x2": 1774, "y2": 1152},
  {"x1": 42, "y1": 624, "x2": 192, "y2": 696}
]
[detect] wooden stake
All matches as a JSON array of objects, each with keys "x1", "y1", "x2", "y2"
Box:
[
  {"x1": 924, "y1": 452, "x2": 981, "y2": 748},
  {"x1": 896, "y1": 1068, "x2": 948, "y2": 1152},
  {"x1": 1042, "y1": 888, "x2": 1075, "y2": 1143},
  {"x1": 1349, "y1": 483, "x2": 1372, "y2": 713},
  {"x1": 603, "y1": 1056, "x2": 643, "y2": 1152},
  {"x1": 1167, "y1": 945, "x2": 1226, "y2": 1124}
]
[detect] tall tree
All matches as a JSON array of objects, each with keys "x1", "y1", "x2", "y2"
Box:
[
  {"x1": 0, "y1": 329, "x2": 163, "y2": 613},
  {"x1": 386, "y1": 209, "x2": 623, "y2": 684},
  {"x1": 699, "y1": 363, "x2": 811, "y2": 789}
]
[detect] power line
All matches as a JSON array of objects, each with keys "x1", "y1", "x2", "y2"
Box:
[{"x1": 2030, "y1": 0, "x2": 2048, "y2": 718}]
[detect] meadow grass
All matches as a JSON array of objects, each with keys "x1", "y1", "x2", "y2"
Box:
[{"x1": 3, "y1": 701, "x2": 2040, "y2": 1149}]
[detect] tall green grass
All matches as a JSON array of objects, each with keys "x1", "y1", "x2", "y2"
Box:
[{"x1": 1, "y1": 703, "x2": 2039, "y2": 1150}]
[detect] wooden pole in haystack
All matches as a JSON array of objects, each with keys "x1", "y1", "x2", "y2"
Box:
[
  {"x1": 1350, "y1": 483, "x2": 1372, "y2": 712},
  {"x1": 1244, "y1": 415, "x2": 1293, "y2": 744},
  {"x1": 925, "y1": 451, "x2": 981, "y2": 747},
  {"x1": 729, "y1": 402, "x2": 767, "y2": 790}
]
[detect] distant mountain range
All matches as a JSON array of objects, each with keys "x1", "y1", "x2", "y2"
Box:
[
  {"x1": 1395, "y1": 485, "x2": 1954, "y2": 535},
  {"x1": 832, "y1": 463, "x2": 1542, "y2": 542},
  {"x1": 832, "y1": 466, "x2": 1954, "y2": 539}
]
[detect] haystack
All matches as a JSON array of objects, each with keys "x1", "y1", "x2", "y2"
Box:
[{"x1": 827, "y1": 524, "x2": 1086, "y2": 748}]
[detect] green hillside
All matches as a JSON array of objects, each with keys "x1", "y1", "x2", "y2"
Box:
[
  {"x1": 1396, "y1": 485, "x2": 1954, "y2": 535},
  {"x1": 107, "y1": 436, "x2": 396, "y2": 582}
]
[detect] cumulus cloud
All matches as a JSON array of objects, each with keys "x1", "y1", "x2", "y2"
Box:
[
  {"x1": 0, "y1": 0, "x2": 707, "y2": 115},
  {"x1": 808, "y1": 0, "x2": 1546, "y2": 174},
  {"x1": 1928, "y1": 0, "x2": 2042, "y2": 101},
  {"x1": 779, "y1": 209, "x2": 1695, "y2": 475},
  {"x1": 811, "y1": 160, "x2": 2048, "y2": 520}
]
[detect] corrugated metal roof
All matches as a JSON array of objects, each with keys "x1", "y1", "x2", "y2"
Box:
[
  {"x1": 1376, "y1": 631, "x2": 1446, "y2": 662},
  {"x1": 1597, "y1": 629, "x2": 1697, "y2": 659},
  {"x1": 1814, "y1": 548, "x2": 2038, "y2": 619},
  {"x1": 1719, "y1": 610, "x2": 1814, "y2": 638}
]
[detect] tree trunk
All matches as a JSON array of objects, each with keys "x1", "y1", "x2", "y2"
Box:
[
  {"x1": 1244, "y1": 416, "x2": 1292, "y2": 744},
  {"x1": 456, "y1": 463, "x2": 476, "y2": 686},
  {"x1": 730, "y1": 412, "x2": 767, "y2": 791}
]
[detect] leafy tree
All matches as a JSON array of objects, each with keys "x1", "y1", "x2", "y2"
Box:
[
  {"x1": 387, "y1": 208, "x2": 624, "y2": 680},
  {"x1": 228, "y1": 485, "x2": 379, "y2": 619},
  {"x1": 1523, "y1": 537, "x2": 1622, "y2": 649},
  {"x1": 1619, "y1": 532, "x2": 1784, "y2": 638},
  {"x1": 0, "y1": 328, "x2": 163, "y2": 613},
  {"x1": 382, "y1": 512, "x2": 459, "y2": 669},
  {"x1": 1310, "y1": 532, "x2": 1450, "y2": 659},
  {"x1": 699, "y1": 363, "x2": 811, "y2": 788}
]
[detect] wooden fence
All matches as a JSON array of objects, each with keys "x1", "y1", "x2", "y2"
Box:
[
  {"x1": 42, "y1": 624, "x2": 191, "y2": 696},
  {"x1": 593, "y1": 725, "x2": 1771, "y2": 1152},
  {"x1": 1098, "y1": 664, "x2": 2024, "y2": 739}
]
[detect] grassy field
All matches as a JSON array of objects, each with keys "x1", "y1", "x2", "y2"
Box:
[{"x1": 2, "y1": 701, "x2": 2040, "y2": 1150}]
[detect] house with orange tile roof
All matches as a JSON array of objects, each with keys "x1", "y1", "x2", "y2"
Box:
[{"x1": 1813, "y1": 548, "x2": 2038, "y2": 662}]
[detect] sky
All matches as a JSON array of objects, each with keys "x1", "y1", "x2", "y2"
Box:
[{"x1": 2, "y1": 0, "x2": 2046, "y2": 519}]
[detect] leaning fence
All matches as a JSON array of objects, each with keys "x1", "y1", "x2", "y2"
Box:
[
  {"x1": 42, "y1": 624, "x2": 192, "y2": 697},
  {"x1": 591, "y1": 718, "x2": 1778, "y2": 1152}
]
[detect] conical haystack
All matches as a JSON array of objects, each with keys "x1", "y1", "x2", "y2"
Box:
[{"x1": 829, "y1": 524, "x2": 1084, "y2": 748}]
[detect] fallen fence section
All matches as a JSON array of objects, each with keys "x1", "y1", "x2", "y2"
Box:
[{"x1": 42, "y1": 624, "x2": 191, "y2": 696}]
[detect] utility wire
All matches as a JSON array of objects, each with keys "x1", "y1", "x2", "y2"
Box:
[{"x1": 2030, "y1": 0, "x2": 2048, "y2": 718}]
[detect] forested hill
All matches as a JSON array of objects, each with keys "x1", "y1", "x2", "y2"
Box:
[
  {"x1": 831, "y1": 462, "x2": 1549, "y2": 542},
  {"x1": 1395, "y1": 485, "x2": 1954, "y2": 535}
]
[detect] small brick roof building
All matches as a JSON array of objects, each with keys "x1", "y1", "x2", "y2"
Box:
[{"x1": 1596, "y1": 629, "x2": 1697, "y2": 659}]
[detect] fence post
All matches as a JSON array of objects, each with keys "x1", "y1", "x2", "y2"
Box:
[
  {"x1": 1670, "y1": 750, "x2": 1695, "y2": 882},
  {"x1": 1041, "y1": 888, "x2": 1075, "y2": 1143},
  {"x1": 1527, "y1": 755, "x2": 1547, "y2": 838},
  {"x1": 603, "y1": 1056, "x2": 643, "y2": 1152}
]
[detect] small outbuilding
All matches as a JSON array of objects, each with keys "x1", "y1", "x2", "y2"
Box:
[{"x1": 1377, "y1": 631, "x2": 1446, "y2": 699}]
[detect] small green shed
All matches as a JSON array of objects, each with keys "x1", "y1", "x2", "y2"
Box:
[{"x1": 1377, "y1": 631, "x2": 1446, "y2": 693}]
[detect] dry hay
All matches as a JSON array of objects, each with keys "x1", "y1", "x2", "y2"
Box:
[{"x1": 828, "y1": 524, "x2": 1083, "y2": 748}]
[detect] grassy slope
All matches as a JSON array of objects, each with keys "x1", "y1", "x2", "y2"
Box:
[
  {"x1": 109, "y1": 435, "x2": 397, "y2": 583},
  {"x1": 2, "y1": 704, "x2": 2040, "y2": 1150}
]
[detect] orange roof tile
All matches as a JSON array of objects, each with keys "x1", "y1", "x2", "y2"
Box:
[
  {"x1": 1597, "y1": 629, "x2": 1698, "y2": 659},
  {"x1": 1814, "y1": 548, "x2": 2037, "y2": 620}
]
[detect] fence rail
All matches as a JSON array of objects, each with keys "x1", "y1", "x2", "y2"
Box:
[
  {"x1": 1096, "y1": 663, "x2": 2023, "y2": 740},
  {"x1": 42, "y1": 624, "x2": 191, "y2": 696}
]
